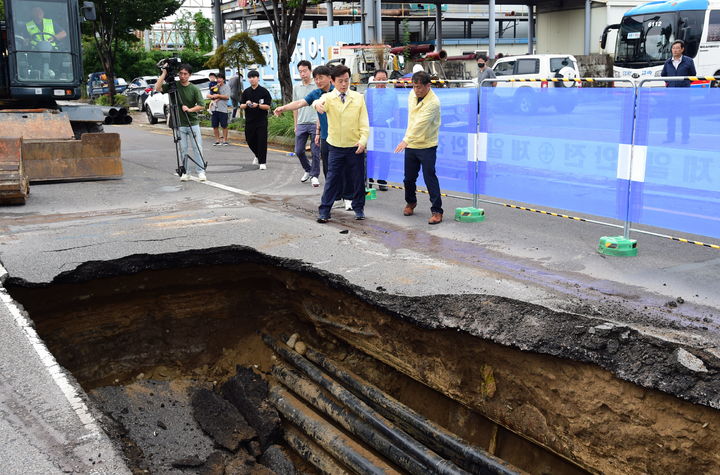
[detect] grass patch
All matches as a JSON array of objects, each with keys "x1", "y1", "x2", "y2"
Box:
[
  {"x1": 94, "y1": 94, "x2": 128, "y2": 107},
  {"x1": 200, "y1": 112, "x2": 293, "y2": 139},
  {"x1": 268, "y1": 112, "x2": 294, "y2": 138}
]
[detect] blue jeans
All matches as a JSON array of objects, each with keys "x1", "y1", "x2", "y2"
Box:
[
  {"x1": 179, "y1": 125, "x2": 205, "y2": 173},
  {"x1": 404, "y1": 146, "x2": 443, "y2": 214},
  {"x1": 295, "y1": 123, "x2": 321, "y2": 177},
  {"x1": 319, "y1": 145, "x2": 366, "y2": 218}
]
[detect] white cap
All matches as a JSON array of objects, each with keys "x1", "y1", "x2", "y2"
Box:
[{"x1": 412, "y1": 64, "x2": 424, "y2": 73}]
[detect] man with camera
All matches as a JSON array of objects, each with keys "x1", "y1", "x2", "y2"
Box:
[{"x1": 155, "y1": 62, "x2": 207, "y2": 182}]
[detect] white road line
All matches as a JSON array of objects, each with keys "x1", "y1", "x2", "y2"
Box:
[
  {"x1": 0, "y1": 263, "x2": 101, "y2": 435},
  {"x1": 172, "y1": 174, "x2": 253, "y2": 196},
  {"x1": 194, "y1": 177, "x2": 254, "y2": 195}
]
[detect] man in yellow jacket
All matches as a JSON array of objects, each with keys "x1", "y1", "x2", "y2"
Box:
[
  {"x1": 313, "y1": 65, "x2": 370, "y2": 222},
  {"x1": 394, "y1": 71, "x2": 443, "y2": 224}
]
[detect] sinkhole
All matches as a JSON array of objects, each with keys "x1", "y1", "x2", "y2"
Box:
[{"x1": 5, "y1": 246, "x2": 719, "y2": 474}]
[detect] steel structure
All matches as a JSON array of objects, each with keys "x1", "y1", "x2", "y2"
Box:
[{"x1": 217, "y1": 0, "x2": 603, "y2": 60}]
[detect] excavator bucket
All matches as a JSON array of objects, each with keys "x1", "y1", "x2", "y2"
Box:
[
  {"x1": 0, "y1": 137, "x2": 29, "y2": 205},
  {"x1": 0, "y1": 110, "x2": 123, "y2": 183},
  {"x1": 0, "y1": 109, "x2": 75, "y2": 139},
  {"x1": 23, "y1": 133, "x2": 122, "y2": 182}
]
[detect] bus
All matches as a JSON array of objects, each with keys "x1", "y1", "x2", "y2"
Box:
[{"x1": 601, "y1": 0, "x2": 720, "y2": 85}]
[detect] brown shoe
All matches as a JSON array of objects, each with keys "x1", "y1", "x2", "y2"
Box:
[
  {"x1": 403, "y1": 202, "x2": 417, "y2": 216},
  {"x1": 428, "y1": 212, "x2": 443, "y2": 225}
]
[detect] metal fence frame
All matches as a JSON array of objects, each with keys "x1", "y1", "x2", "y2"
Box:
[{"x1": 365, "y1": 76, "x2": 720, "y2": 248}]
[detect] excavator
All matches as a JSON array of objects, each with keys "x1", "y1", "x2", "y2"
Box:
[{"x1": 0, "y1": 0, "x2": 123, "y2": 205}]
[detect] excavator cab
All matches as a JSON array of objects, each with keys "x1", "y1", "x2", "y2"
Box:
[
  {"x1": 2, "y1": 0, "x2": 85, "y2": 101},
  {"x1": 0, "y1": 1, "x2": 123, "y2": 205}
]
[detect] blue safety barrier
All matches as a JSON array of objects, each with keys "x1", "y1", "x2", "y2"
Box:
[
  {"x1": 366, "y1": 87, "x2": 478, "y2": 194},
  {"x1": 633, "y1": 87, "x2": 720, "y2": 239},
  {"x1": 366, "y1": 84, "x2": 720, "y2": 242},
  {"x1": 480, "y1": 86, "x2": 635, "y2": 221}
]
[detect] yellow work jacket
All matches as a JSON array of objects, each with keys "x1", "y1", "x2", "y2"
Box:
[
  {"x1": 26, "y1": 18, "x2": 57, "y2": 48},
  {"x1": 403, "y1": 88, "x2": 441, "y2": 149},
  {"x1": 315, "y1": 89, "x2": 369, "y2": 148}
]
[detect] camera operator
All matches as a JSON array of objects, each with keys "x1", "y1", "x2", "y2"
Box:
[{"x1": 155, "y1": 63, "x2": 207, "y2": 182}]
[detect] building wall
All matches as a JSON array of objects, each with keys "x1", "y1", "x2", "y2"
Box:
[{"x1": 536, "y1": 1, "x2": 645, "y2": 55}]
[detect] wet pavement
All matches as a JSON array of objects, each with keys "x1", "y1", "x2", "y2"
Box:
[{"x1": 1, "y1": 120, "x2": 719, "y2": 472}]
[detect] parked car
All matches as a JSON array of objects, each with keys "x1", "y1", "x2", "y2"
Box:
[
  {"x1": 488, "y1": 54, "x2": 581, "y2": 113},
  {"x1": 145, "y1": 75, "x2": 211, "y2": 124},
  {"x1": 87, "y1": 72, "x2": 128, "y2": 99},
  {"x1": 123, "y1": 76, "x2": 158, "y2": 111}
]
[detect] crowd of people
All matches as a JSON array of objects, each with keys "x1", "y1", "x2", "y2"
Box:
[
  {"x1": 159, "y1": 61, "x2": 445, "y2": 225},
  {"x1": 155, "y1": 42, "x2": 697, "y2": 225}
]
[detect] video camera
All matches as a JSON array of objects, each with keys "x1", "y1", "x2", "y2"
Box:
[{"x1": 157, "y1": 57, "x2": 183, "y2": 81}]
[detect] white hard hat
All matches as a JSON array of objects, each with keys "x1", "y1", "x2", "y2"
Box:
[{"x1": 412, "y1": 64, "x2": 424, "y2": 73}]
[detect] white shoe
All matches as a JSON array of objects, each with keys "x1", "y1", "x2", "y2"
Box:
[
  {"x1": 198, "y1": 171, "x2": 207, "y2": 182},
  {"x1": 301, "y1": 172, "x2": 311, "y2": 182},
  {"x1": 259, "y1": 164, "x2": 267, "y2": 170},
  {"x1": 252, "y1": 157, "x2": 259, "y2": 165},
  {"x1": 344, "y1": 199, "x2": 353, "y2": 211},
  {"x1": 180, "y1": 173, "x2": 189, "y2": 182},
  {"x1": 311, "y1": 177, "x2": 320, "y2": 187}
]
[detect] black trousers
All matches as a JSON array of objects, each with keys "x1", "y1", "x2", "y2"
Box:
[
  {"x1": 321, "y1": 138, "x2": 353, "y2": 200},
  {"x1": 319, "y1": 145, "x2": 366, "y2": 218},
  {"x1": 245, "y1": 121, "x2": 268, "y2": 164},
  {"x1": 404, "y1": 146, "x2": 443, "y2": 214}
]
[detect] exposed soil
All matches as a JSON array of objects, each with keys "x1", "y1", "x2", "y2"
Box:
[
  {"x1": 5, "y1": 246, "x2": 720, "y2": 473},
  {"x1": 91, "y1": 374, "x2": 299, "y2": 474}
]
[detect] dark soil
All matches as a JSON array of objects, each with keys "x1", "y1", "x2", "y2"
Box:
[{"x1": 90, "y1": 368, "x2": 294, "y2": 474}]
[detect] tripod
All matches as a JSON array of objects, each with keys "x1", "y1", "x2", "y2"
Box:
[{"x1": 166, "y1": 81, "x2": 208, "y2": 177}]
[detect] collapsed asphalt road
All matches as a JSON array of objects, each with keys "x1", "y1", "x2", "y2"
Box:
[{"x1": 0, "y1": 124, "x2": 719, "y2": 473}]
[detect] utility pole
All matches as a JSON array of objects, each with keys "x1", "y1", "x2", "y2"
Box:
[
  {"x1": 213, "y1": 0, "x2": 224, "y2": 48},
  {"x1": 488, "y1": 0, "x2": 496, "y2": 59}
]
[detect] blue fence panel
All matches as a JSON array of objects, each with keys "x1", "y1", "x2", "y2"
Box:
[
  {"x1": 480, "y1": 86, "x2": 636, "y2": 220},
  {"x1": 633, "y1": 87, "x2": 720, "y2": 239},
  {"x1": 366, "y1": 87, "x2": 478, "y2": 194}
]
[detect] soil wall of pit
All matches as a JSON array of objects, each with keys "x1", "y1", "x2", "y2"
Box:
[{"x1": 6, "y1": 246, "x2": 720, "y2": 474}]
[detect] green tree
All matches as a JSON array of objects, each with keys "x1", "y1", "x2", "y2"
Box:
[
  {"x1": 175, "y1": 11, "x2": 194, "y2": 50},
  {"x1": 205, "y1": 32, "x2": 265, "y2": 72},
  {"x1": 257, "y1": 0, "x2": 311, "y2": 102},
  {"x1": 87, "y1": 0, "x2": 181, "y2": 103},
  {"x1": 175, "y1": 11, "x2": 213, "y2": 53},
  {"x1": 194, "y1": 12, "x2": 214, "y2": 53}
]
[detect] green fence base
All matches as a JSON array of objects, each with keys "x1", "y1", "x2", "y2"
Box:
[
  {"x1": 598, "y1": 236, "x2": 638, "y2": 257},
  {"x1": 454, "y1": 207, "x2": 485, "y2": 223},
  {"x1": 365, "y1": 188, "x2": 377, "y2": 200}
]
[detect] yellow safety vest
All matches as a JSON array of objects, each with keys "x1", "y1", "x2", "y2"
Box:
[{"x1": 26, "y1": 18, "x2": 57, "y2": 48}]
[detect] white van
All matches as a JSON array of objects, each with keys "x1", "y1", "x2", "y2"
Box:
[
  {"x1": 488, "y1": 54, "x2": 581, "y2": 113},
  {"x1": 145, "y1": 75, "x2": 211, "y2": 124}
]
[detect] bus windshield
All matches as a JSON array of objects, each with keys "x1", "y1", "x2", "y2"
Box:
[{"x1": 615, "y1": 10, "x2": 704, "y2": 67}]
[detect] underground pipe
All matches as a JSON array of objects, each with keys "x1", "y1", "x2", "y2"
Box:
[
  {"x1": 305, "y1": 346, "x2": 523, "y2": 475},
  {"x1": 263, "y1": 334, "x2": 468, "y2": 475},
  {"x1": 284, "y1": 425, "x2": 353, "y2": 475},
  {"x1": 269, "y1": 385, "x2": 398, "y2": 475},
  {"x1": 273, "y1": 363, "x2": 430, "y2": 474}
]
